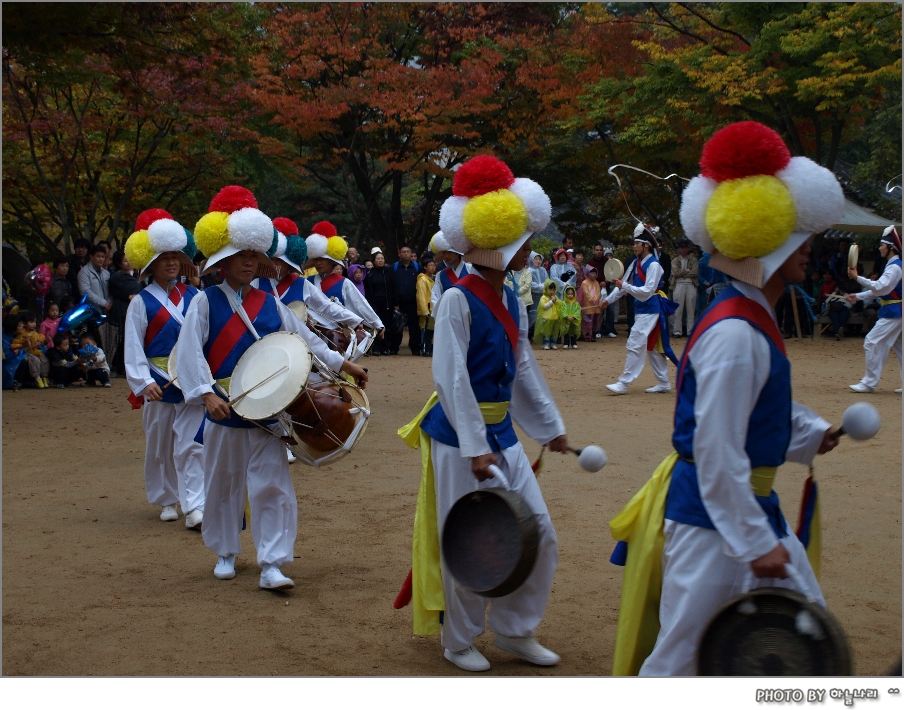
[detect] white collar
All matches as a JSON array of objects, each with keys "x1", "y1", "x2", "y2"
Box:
[{"x1": 729, "y1": 280, "x2": 778, "y2": 325}]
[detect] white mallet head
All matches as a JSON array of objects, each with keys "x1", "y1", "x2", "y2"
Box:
[
  {"x1": 841, "y1": 402, "x2": 881, "y2": 441},
  {"x1": 578, "y1": 445, "x2": 608, "y2": 472}
]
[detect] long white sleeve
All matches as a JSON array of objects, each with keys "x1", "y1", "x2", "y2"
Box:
[
  {"x1": 341, "y1": 280, "x2": 384, "y2": 329},
  {"x1": 621, "y1": 261, "x2": 662, "y2": 301},
  {"x1": 509, "y1": 298, "x2": 566, "y2": 443},
  {"x1": 855, "y1": 261, "x2": 902, "y2": 301},
  {"x1": 275, "y1": 299, "x2": 346, "y2": 374},
  {"x1": 303, "y1": 280, "x2": 363, "y2": 329},
  {"x1": 124, "y1": 295, "x2": 155, "y2": 396},
  {"x1": 175, "y1": 292, "x2": 214, "y2": 405},
  {"x1": 785, "y1": 402, "x2": 831, "y2": 465}
]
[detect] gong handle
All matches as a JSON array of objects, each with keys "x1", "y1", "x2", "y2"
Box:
[{"x1": 486, "y1": 465, "x2": 512, "y2": 491}]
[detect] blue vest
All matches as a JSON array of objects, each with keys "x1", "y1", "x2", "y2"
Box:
[
  {"x1": 439, "y1": 263, "x2": 468, "y2": 292},
  {"x1": 878, "y1": 257, "x2": 902, "y2": 320},
  {"x1": 665, "y1": 286, "x2": 792, "y2": 538},
  {"x1": 202, "y1": 286, "x2": 283, "y2": 429},
  {"x1": 309, "y1": 275, "x2": 345, "y2": 305},
  {"x1": 262, "y1": 275, "x2": 306, "y2": 304},
  {"x1": 139, "y1": 285, "x2": 198, "y2": 404},
  {"x1": 632, "y1": 254, "x2": 661, "y2": 315},
  {"x1": 421, "y1": 284, "x2": 520, "y2": 452}
]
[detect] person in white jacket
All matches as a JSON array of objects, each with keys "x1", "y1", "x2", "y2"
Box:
[
  {"x1": 847, "y1": 226, "x2": 903, "y2": 394},
  {"x1": 123, "y1": 209, "x2": 206, "y2": 528}
]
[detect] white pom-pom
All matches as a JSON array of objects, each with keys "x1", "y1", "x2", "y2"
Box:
[
  {"x1": 227, "y1": 208, "x2": 274, "y2": 252},
  {"x1": 842, "y1": 402, "x2": 881, "y2": 441},
  {"x1": 883, "y1": 225, "x2": 896, "y2": 238},
  {"x1": 305, "y1": 234, "x2": 329, "y2": 260},
  {"x1": 777, "y1": 157, "x2": 845, "y2": 234},
  {"x1": 679, "y1": 176, "x2": 717, "y2": 254},
  {"x1": 273, "y1": 232, "x2": 288, "y2": 259},
  {"x1": 633, "y1": 221, "x2": 645, "y2": 238},
  {"x1": 430, "y1": 230, "x2": 450, "y2": 254},
  {"x1": 578, "y1": 445, "x2": 607, "y2": 472},
  {"x1": 146, "y1": 218, "x2": 187, "y2": 253},
  {"x1": 508, "y1": 178, "x2": 551, "y2": 233},
  {"x1": 439, "y1": 196, "x2": 472, "y2": 254}
]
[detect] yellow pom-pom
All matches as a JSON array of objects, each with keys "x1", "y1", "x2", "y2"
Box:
[
  {"x1": 462, "y1": 190, "x2": 528, "y2": 249},
  {"x1": 706, "y1": 176, "x2": 796, "y2": 260},
  {"x1": 124, "y1": 230, "x2": 155, "y2": 272},
  {"x1": 326, "y1": 235, "x2": 348, "y2": 261},
  {"x1": 193, "y1": 211, "x2": 230, "y2": 258}
]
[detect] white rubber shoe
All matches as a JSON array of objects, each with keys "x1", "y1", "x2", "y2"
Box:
[
  {"x1": 214, "y1": 554, "x2": 236, "y2": 580},
  {"x1": 494, "y1": 635, "x2": 560, "y2": 666},
  {"x1": 260, "y1": 565, "x2": 294, "y2": 590},
  {"x1": 160, "y1": 505, "x2": 179, "y2": 522},
  {"x1": 849, "y1": 383, "x2": 875, "y2": 393},
  {"x1": 606, "y1": 382, "x2": 628, "y2": 395},
  {"x1": 896, "y1": 388, "x2": 902, "y2": 394},
  {"x1": 185, "y1": 508, "x2": 203, "y2": 530},
  {"x1": 645, "y1": 383, "x2": 672, "y2": 394},
  {"x1": 287, "y1": 447, "x2": 296, "y2": 464},
  {"x1": 444, "y1": 645, "x2": 490, "y2": 672}
]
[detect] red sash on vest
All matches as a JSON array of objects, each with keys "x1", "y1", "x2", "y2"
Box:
[
  {"x1": 319, "y1": 272, "x2": 344, "y2": 295},
  {"x1": 676, "y1": 292, "x2": 785, "y2": 395},
  {"x1": 144, "y1": 283, "x2": 187, "y2": 349},
  {"x1": 444, "y1": 267, "x2": 460, "y2": 286},
  {"x1": 457, "y1": 274, "x2": 519, "y2": 351},
  {"x1": 206, "y1": 288, "x2": 268, "y2": 376},
  {"x1": 635, "y1": 259, "x2": 646, "y2": 284},
  {"x1": 276, "y1": 274, "x2": 298, "y2": 298}
]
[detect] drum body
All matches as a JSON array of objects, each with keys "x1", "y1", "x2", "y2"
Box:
[
  {"x1": 290, "y1": 300, "x2": 375, "y2": 362},
  {"x1": 698, "y1": 587, "x2": 853, "y2": 676},
  {"x1": 604, "y1": 258, "x2": 625, "y2": 282},
  {"x1": 441, "y1": 486, "x2": 539, "y2": 598},
  {"x1": 229, "y1": 332, "x2": 313, "y2": 420}
]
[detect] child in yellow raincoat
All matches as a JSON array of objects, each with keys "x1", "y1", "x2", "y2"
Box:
[
  {"x1": 416, "y1": 255, "x2": 436, "y2": 356},
  {"x1": 533, "y1": 279, "x2": 561, "y2": 350}
]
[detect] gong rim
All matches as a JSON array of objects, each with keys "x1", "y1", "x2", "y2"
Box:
[{"x1": 229, "y1": 332, "x2": 313, "y2": 420}]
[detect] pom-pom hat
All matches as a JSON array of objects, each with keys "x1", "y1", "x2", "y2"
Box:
[
  {"x1": 124, "y1": 209, "x2": 198, "y2": 280},
  {"x1": 679, "y1": 121, "x2": 844, "y2": 287},
  {"x1": 194, "y1": 186, "x2": 278, "y2": 279},
  {"x1": 439, "y1": 155, "x2": 551, "y2": 270},
  {"x1": 268, "y1": 217, "x2": 309, "y2": 275},
  {"x1": 304, "y1": 221, "x2": 348, "y2": 266},
  {"x1": 881, "y1": 226, "x2": 901, "y2": 254}
]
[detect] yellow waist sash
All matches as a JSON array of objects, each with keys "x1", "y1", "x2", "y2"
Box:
[
  {"x1": 398, "y1": 392, "x2": 509, "y2": 635},
  {"x1": 149, "y1": 356, "x2": 169, "y2": 374},
  {"x1": 880, "y1": 298, "x2": 902, "y2": 306}
]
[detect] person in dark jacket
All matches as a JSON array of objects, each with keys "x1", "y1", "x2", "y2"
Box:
[
  {"x1": 390, "y1": 244, "x2": 422, "y2": 355},
  {"x1": 49, "y1": 256, "x2": 74, "y2": 308},
  {"x1": 67, "y1": 238, "x2": 91, "y2": 294},
  {"x1": 364, "y1": 250, "x2": 398, "y2": 355},
  {"x1": 108, "y1": 250, "x2": 143, "y2": 375}
]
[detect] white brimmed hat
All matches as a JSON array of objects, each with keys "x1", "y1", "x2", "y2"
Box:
[
  {"x1": 124, "y1": 209, "x2": 198, "y2": 280},
  {"x1": 193, "y1": 186, "x2": 278, "y2": 279},
  {"x1": 679, "y1": 121, "x2": 844, "y2": 287},
  {"x1": 438, "y1": 155, "x2": 551, "y2": 270}
]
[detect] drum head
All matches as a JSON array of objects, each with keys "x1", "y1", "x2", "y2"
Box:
[
  {"x1": 698, "y1": 588, "x2": 853, "y2": 676},
  {"x1": 848, "y1": 243, "x2": 859, "y2": 270},
  {"x1": 604, "y1": 258, "x2": 625, "y2": 281},
  {"x1": 230, "y1": 332, "x2": 312, "y2": 420},
  {"x1": 442, "y1": 488, "x2": 539, "y2": 598},
  {"x1": 288, "y1": 300, "x2": 308, "y2": 323}
]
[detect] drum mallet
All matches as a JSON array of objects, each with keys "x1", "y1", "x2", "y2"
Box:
[
  {"x1": 838, "y1": 402, "x2": 881, "y2": 441},
  {"x1": 568, "y1": 445, "x2": 608, "y2": 472}
]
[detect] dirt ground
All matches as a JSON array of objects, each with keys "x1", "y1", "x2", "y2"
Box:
[{"x1": 2, "y1": 332, "x2": 901, "y2": 676}]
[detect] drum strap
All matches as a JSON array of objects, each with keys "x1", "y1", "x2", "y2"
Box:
[{"x1": 217, "y1": 283, "x2": 262, "y2": 341}]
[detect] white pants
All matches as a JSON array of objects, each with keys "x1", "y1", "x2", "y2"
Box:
[
  {"x1": 201, "y1": 422, "x2": 297, "y2": 568},
  {"x1": 639, "y1": 519, "x2": 824, "y2": 676},
  {"x1": 670, "y1": 282, "x2": 696, "y2": 335},
  {"x1": 859, "y1": 316, "x2": 902, "y2": 388},
  {"x1": 619, "y1": 313, "x2": 669, "y2": 386},
  {"x1": 432, "y1": 440, "x2": 558, "y2": 653},
  {"x1": 142, "y1": 401, "x2": 205, "y2": 514}
]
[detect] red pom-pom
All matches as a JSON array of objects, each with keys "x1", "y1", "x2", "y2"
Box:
[
  {"x1": 135, "y1": 208, "x2": 173, "y2": 231},
  {"x1": 209, "y1": 186, "x2": 257, "y2": 214},
  {"x1": 700, "y1": 122, "x2": 791, "y2": 182},
  {"x1": 272, "y1": 217, "x2": 299, "y2": 237},
  {"x1": 452, "y1": 155, "x2": 515, "y2": 198},
  {"x1": 311, "y1": 220, "x2": 337, "y2": 238}
]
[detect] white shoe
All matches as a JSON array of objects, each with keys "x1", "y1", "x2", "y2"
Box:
[
  {"x1": 160, "y1": 504, "x2": 179, "y2": 522},
  {"x1": 572, "y1": 343, "x2": 578, "y2": 349},
  {"x1": 494, "y1": 634, "x2": 560, "y2": 666},
  {"x1": 672, "y1": 333, "x2": 682, "y2": 338},
  {"x1": 849, "y1": 383, "x2": 875, "y2": 393},
  {"x1": 562, "y1": 344, "x2": 570, "y2": 349},
  {"x1": 185, "y1": 508, "x2": 203, "y2": 530},
  {"x1": 896, "y1": 388, "x2": 902, "y2": 394},
  {"x1": 444, "y1": 645, "x2": 490, "y2": 672},
  {"x1": 606, "y1": 382, "x2": 628, "y2": 395},
  {"x1": 260, "y1": 565, "x2": 295, "y2": 590},
  {"x1": 287, "y1": 447, "x2": 296, "y2": 464},
  {"x1": 595, "y1": 334, "x2": 602, "y2": 339},
  {"x1": 607, "y1": 333, "x2": 617, "y2": 338},
  {"x1": 550, "y1": 344, "x2": 557, "y2": 350},
  {"x1": 214, "y1": 554, "x2": 236, "y2": 580},
  {"x1": 645, "y1": 383, "x2": 672, "y2": 394},
  {"x1": 542, "y1": 345, "x2": 550, "y2": 350}
]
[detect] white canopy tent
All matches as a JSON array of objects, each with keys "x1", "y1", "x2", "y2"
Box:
[{"x1": 830, "y1": 198, "x2": 901, "y2": 234}]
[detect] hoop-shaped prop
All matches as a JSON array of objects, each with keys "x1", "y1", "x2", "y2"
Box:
[
  {"x1": 603, "y1": 258, "x2": 625, "y2": 282},
  {"x1": 847, "y1": 244, "x2": 859, "y2": 270}
]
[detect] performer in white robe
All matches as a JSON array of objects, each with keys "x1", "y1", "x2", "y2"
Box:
[
  {"x1": 400, "y1": 156, "x2": 568, "y2": 673},
  {"x1": 428, "y1": 230, "x2": 472, "y2": 313},
  {"x1": 123, "y1": 209, "x2": 206, "y2": 528},
  {"x1": 602, "y1": 224, "x2": 673, "y2": 395},
  {"x1": 847, "y1": 226, "x2": 903, "y2": 394},
  {"x1": 608, "y1": 121, "x2": 845, "y2": 676},
  {"x1": 176, "y1": 187, "x2": 368, "y2": 590}
]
